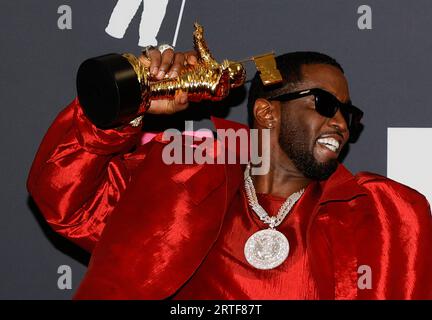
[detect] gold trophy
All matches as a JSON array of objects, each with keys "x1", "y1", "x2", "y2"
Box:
[{"x1": 76, "y1": 23, "x2": 281, "y2": 129}]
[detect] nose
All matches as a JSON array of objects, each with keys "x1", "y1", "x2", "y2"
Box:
[{"x1": 328, "y1": 109, "x2": 349, "y2": 137}]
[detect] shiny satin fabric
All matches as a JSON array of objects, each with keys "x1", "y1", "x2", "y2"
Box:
[
  {"x1": 174, "y1": 168, "x2": 432, "y2": 299},
  {"x1": 27, "y1": 99, "x2": 432, "y2": 299}
]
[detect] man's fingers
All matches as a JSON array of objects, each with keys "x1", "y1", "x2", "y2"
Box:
[
  {"x1": 185, "y1": 51, "x2": 198, "y2": 65},
  {"x1": 138, "y1": 55, "x2": 151, "y2": 67},
  {"x1": 144, "y1": 48, "x2": 197, "y2": 79},
  {"x1": 168, "y1": 53, "x2": 185, "y2": 78},
  {"x1": 147, "y1": 92, "x2": 189, "y2": 115},
  {"x1": 175, "y1": 91, "x2": 188, "y2": 105},
  {"x1": 147, "y1": 48, "x2": 162, "y2": 76},
  {"x1": 157, "y1": 49, "x2": 175, "y2": 80}
]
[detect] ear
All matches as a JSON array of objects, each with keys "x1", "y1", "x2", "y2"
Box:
[{"x1": 253, "y1": 98, "x2": 279, "y2": 128}]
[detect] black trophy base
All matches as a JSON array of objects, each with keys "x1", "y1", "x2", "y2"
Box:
[{"x1": 76, "y1": 53, "x2": 142, "y2": 129}]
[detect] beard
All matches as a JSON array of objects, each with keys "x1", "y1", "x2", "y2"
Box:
[{"x1": 278, "y1": 117, "x2": 338, "y2": 181}]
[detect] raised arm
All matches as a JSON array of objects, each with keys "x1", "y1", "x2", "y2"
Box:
[
  {"x1": 27, "y1": 48, "x2": 197, "y2": 252},
  {"x1": 27, "y1": 98, "x2": 145, "y2": 252}
]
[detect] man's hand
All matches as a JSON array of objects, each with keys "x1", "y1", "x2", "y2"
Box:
[{"x1": 139, "y1": 47, "x2": 198, "y2": 115}]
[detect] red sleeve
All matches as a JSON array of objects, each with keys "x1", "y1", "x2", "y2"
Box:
[
  {"x1": 27, "y1": 98, "x2": 144, "y2": 252},
  {"x1": 355, "y1": 173, "x2": 432, "y2": 299},
  {"x1": 408, "y1": 195, "x2": 432, "y2": 299}
]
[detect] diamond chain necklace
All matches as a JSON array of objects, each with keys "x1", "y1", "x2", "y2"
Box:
[
  {"x1": 244, "y1": 163, "x2": 305, "y2": 228},
  {"x1": 243, "y1": 163, "x2": 305, "y2": 270}
]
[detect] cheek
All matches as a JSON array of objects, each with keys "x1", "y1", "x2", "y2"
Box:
[
  {"x1": 280, "y1": 109, "x2": 322, "y2": 147},
  {"x1": 298, "y1": 112, "x2": 324, "y2": 145},
  {"x1": 281, "y1": 113, "x2": 306, "y2": 138},
  {"x1": 304, "y1": 114, "x2": 332, "y2": 156}
]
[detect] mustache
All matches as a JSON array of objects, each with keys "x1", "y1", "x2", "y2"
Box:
[{"x1": 317, "y1": 130, "x2": 344, "y2": 139}]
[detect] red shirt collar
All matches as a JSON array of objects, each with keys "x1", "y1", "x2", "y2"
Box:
[{"x1": 317, "y1": 164, "x2": 368, "y2": 204}]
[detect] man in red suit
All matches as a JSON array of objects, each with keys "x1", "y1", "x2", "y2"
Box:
[{"x1": 27, "y1": 48, "x2": 432, "y2": 299}]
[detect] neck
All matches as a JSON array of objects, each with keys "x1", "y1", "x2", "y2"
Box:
[{"x1": 251, "y1": 147, "x2": 311, "y2": 198}]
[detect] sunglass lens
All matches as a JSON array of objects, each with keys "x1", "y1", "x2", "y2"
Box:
[{"x1": 315, "y1": 92, "x2": 339, "y2": 118}]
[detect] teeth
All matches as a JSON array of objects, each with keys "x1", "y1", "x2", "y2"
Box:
[{"x1": 317, "y1": 137, "x2": 340, "y2": 152}]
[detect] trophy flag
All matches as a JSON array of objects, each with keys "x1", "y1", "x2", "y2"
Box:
[{"x1": 251, "y1": 53, "x2": 283, "y2": 86}]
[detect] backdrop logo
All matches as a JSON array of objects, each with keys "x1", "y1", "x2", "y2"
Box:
[{"x1": 105, "y1": 0, "x2": 186, "y2": 47}]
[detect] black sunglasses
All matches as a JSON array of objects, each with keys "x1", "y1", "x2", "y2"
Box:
[{"x1": 270, "y1": 88, "x2": 364, "y2": 142}]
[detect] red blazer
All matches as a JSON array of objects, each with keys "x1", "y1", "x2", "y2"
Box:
[{"x1": 27, "y1": 99, "x2": 432, "y2": 299}]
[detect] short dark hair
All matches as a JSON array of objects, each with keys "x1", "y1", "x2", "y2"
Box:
[{"x1": 246, "y1": 51, "x2": 344, "y2": 127}]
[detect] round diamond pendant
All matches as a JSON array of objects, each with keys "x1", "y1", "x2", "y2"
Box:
[{"x1": 244, "y1": 229, "x2": 290, "y2": 270}]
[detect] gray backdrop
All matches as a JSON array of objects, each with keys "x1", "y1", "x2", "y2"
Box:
[{"x1": 1, "y1": 0, "x2": 431, "y2": 299}]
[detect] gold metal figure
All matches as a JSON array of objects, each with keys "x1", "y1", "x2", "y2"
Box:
[{"x1": 122, "y1": 23, "x2": 247, "y2": 112}]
